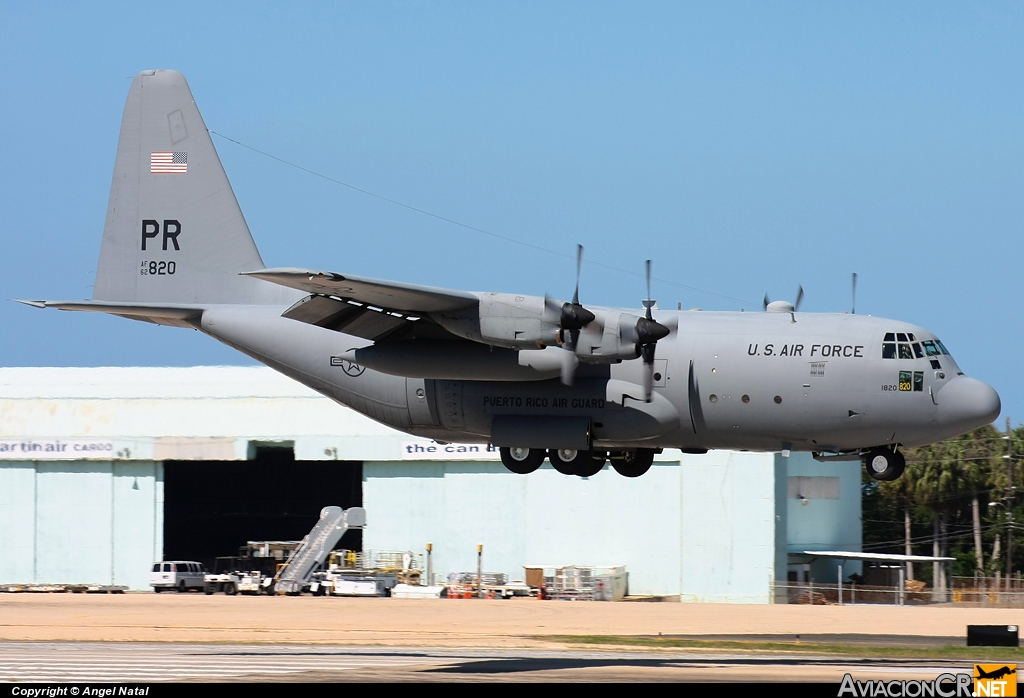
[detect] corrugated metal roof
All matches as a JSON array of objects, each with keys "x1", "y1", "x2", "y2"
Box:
[
  {"x1": 0, "y1": 366, "x2": 319, "y2": 399},
  {"x1": 0, "y1": 367, "x2": 402, "y2": 458}
]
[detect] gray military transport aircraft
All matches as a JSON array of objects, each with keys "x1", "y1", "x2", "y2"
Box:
[{"x1": 20, "y1": 70, "x2": 1001, "y2": 481}]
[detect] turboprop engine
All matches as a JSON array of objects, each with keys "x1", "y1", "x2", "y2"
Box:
[{"x1": 432, "y1": 293, "x2": 650, "y2": 362}]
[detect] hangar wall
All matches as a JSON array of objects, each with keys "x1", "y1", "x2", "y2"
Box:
[
  {"x1": 0, "y1": 367, "x2": 862, "y2": 600},
  {"x1": 363, "y1": 451, "x2": 792, "y2": 601},
  {"x1": 0, "y1": 461, "x2": 162, "y2": 590}
]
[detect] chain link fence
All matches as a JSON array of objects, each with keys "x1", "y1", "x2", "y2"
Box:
[{"x1": 773, "y1": 576, "x2": 1024, "y2": 606}]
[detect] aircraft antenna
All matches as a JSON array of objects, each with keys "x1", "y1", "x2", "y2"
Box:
[{"x1": 851, "y1": 272, "x2": 858, "y2": 315}]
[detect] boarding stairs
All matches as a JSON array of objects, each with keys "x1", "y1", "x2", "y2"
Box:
[{"x1": 275, "y1": 506, "x2": 366, "y2": 594}]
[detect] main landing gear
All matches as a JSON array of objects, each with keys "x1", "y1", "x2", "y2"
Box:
[
  {"x1": 499, "y1": 447, "x2": 546, "y2": 474},
  {"x1": 499, "y1": 447, "x2": 657, "y2": 478},
  {"x1": 863, "y1": 447, "x2": 906, "y2": 481},
  {"x1": 548, "y1": 449, "x2": 607, "y2": 477}
]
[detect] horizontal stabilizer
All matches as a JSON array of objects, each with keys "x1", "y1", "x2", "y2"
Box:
[
  {"x1": 16, "y1": 299, "x2": 203, "y2": 328},
  {"x1": 243, "y1": 268, "x2": 478, "y2": 314}
]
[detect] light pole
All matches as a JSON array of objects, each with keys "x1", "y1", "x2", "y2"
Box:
[{"x1": 1003, "y1": 418, "x2": 1015, "y2": 591}]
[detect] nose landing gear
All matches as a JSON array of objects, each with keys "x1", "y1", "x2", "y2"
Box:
[{"x1": 863, "y1": 447, "x2": 906, "y2": 481}]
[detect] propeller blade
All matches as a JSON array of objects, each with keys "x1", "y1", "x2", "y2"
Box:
[
  {"x1": 559, "y1": 347, "x2": 579, "y2": 386},
  {"x1": 645, "y1": 259, "x2": 653, "y2": 321},
  {"x1": 851, "y1": 272, "x2": 857, "y2": 315},
  {"x1": 794, "y1": 285, "x2": 804, "y2": 312},
  {"x1": 543, "y1": 293, "x2": 561, "y2": 326},
  {"x1": 763, "y1": 293, "x2": 769, "y2": 311},
  {"x1": 641, "y1": 343, "x2": 656, "y2": 402},
  {"x1": 573, "y1": 244, "x2": 583, "y2": 305},
  {"x1": 545, "y1": 244, "x2": 597, "y2": 336}
]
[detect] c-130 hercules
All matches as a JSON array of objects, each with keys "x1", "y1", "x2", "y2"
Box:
[{"x1": 21, "y1": 70, "x2": 1001, "y2": 481}]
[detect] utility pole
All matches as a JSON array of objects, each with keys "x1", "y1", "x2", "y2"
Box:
[
  {"x1": 1007, "y1": 415, "x2": 1015, "y2": 589},
  {"x1": 425, "y1": 543, "x2": 433, "y2": 586},
  {"x1": 477, "y1": 544, "x2": 483, "y2": 598}
]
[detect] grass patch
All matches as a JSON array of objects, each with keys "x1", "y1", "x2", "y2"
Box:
[{"x1": 540, "y1": 635, "x2": 1024, "y2": 660}]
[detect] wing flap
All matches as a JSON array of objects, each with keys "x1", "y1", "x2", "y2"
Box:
[
  {"x1": 243, "y1": 268, "x2": 479, "y2": 313},
  {"x1": 281, "y1": 293, "x2": 452, "y2": 341}
]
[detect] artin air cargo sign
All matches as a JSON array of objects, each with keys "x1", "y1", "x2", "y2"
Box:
[{"x1": 0, "y1": 439, "x2": 115, "y2": 460}]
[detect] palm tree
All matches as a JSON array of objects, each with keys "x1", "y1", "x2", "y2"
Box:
[
  {"x1": 879, "y1": 460, "x2": 919, "y2": 579},
  {"x1": 911, "y1": 441, "x2": 971, "y2": 594},
  {"x1": 958, "y1": 426, "x2": 1000, "y2": 577}
]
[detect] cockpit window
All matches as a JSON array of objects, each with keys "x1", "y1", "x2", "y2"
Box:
[{"x1": 883, "y1": 332, "x2": 947, "y2": 359}]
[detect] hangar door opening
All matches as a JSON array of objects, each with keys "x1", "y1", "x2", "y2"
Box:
[{"x1": 163, "y1": 447, "x2": 362, "y2": 569}]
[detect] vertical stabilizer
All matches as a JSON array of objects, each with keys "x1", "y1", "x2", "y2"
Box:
[{"x1": 94, "y1": 70, "x2": 282, "y2": 304}]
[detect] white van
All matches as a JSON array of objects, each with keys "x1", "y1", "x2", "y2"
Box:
[{"x1": 150, "y1": 561, "x2": 206, "y2": 592}]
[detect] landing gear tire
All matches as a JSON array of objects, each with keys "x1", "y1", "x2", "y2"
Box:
[
  {"x1": 549, "y1": 449, "x2": 583, "y2": 475},
  {"x1": 548, "y1": 449, "x2": 606, "y2": 477},
  {"x1": 575, "y1": 451, "x2": 607, "y2": 477},
  {"x1": 611, "y1": 449, "x2": 655, "y2": 478},
  {"x1": 500, "y1": 447, "x2": 545, "y2": 474},
  {"x1": 864, "y1": 448, "x2": 906, "y2": 481}
]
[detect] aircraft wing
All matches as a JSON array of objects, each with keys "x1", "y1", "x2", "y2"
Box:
[
  {"x1": 242, "y1": 268, "x2": 479, "y2": 313},
  {"x1": 244, "y1": 268, "x2": 480, "y2": 342}
]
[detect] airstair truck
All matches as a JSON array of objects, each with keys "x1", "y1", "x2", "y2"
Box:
[{"x1": 275, "y1": 506, "x2": 366, "y2": 595}]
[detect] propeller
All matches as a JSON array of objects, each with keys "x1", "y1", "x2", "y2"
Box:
[
  {"x1": 544, "y1": 244, "x2": 599, "y2": 385},
  {"x1": 636, "y1": 259, "x2": 671, "y2": 402}
]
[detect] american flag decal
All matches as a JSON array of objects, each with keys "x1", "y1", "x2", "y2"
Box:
[{"x1": 150, "y1": 152, "x2": 187, "y2": 174}]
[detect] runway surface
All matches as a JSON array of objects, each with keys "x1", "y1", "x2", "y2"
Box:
[
  {"x1": 2, "y1": 595, "x2": 1022, "y2": 681},
  {"x1": 0, "y1": 641, "x2": 982, "y2": 683}
]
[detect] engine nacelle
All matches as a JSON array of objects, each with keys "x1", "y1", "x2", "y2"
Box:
[
  {"x1": 430, "y1": 295, "x2": 656, "y2": 364},
  {"x1": 569, "y1": 310, "x2": 643, "y2": 363},
  {"x1": 434, "y1": 292, "x2": 559, "y2": 350}
]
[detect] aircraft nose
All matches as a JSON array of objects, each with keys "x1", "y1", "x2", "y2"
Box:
[{"x1": 937, "y1": 376, "x2": 1001, "y2": 432}]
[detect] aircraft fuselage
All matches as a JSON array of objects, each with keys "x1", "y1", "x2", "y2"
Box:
[{"x1": 200, "y1": 302, "x2": 998, "y2": 455}]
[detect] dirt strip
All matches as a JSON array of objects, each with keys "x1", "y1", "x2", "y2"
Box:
[{"x1": 2, "y1": 594, "x2": 1023, "y2": 647}]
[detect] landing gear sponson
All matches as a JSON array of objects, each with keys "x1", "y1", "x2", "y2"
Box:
[{"x1": 499, "y1": 447, "x2": 657, "y2": 478}]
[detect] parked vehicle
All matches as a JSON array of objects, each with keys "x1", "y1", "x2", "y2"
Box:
[
  {"x1": 150, "y1": 561, "x2": 206, "y2": 593},
  {"x1": 203, "y1": 556, "x2": 275, "y2": 595}
]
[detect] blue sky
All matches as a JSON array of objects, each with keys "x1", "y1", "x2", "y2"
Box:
[{"x1": 1, "y1": 2, "x2": 1021, "y2": 423}]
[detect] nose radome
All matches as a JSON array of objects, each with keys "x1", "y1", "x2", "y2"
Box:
[{"x1": 937, "y1": 376, "x2": 1001, "y2": 431}]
